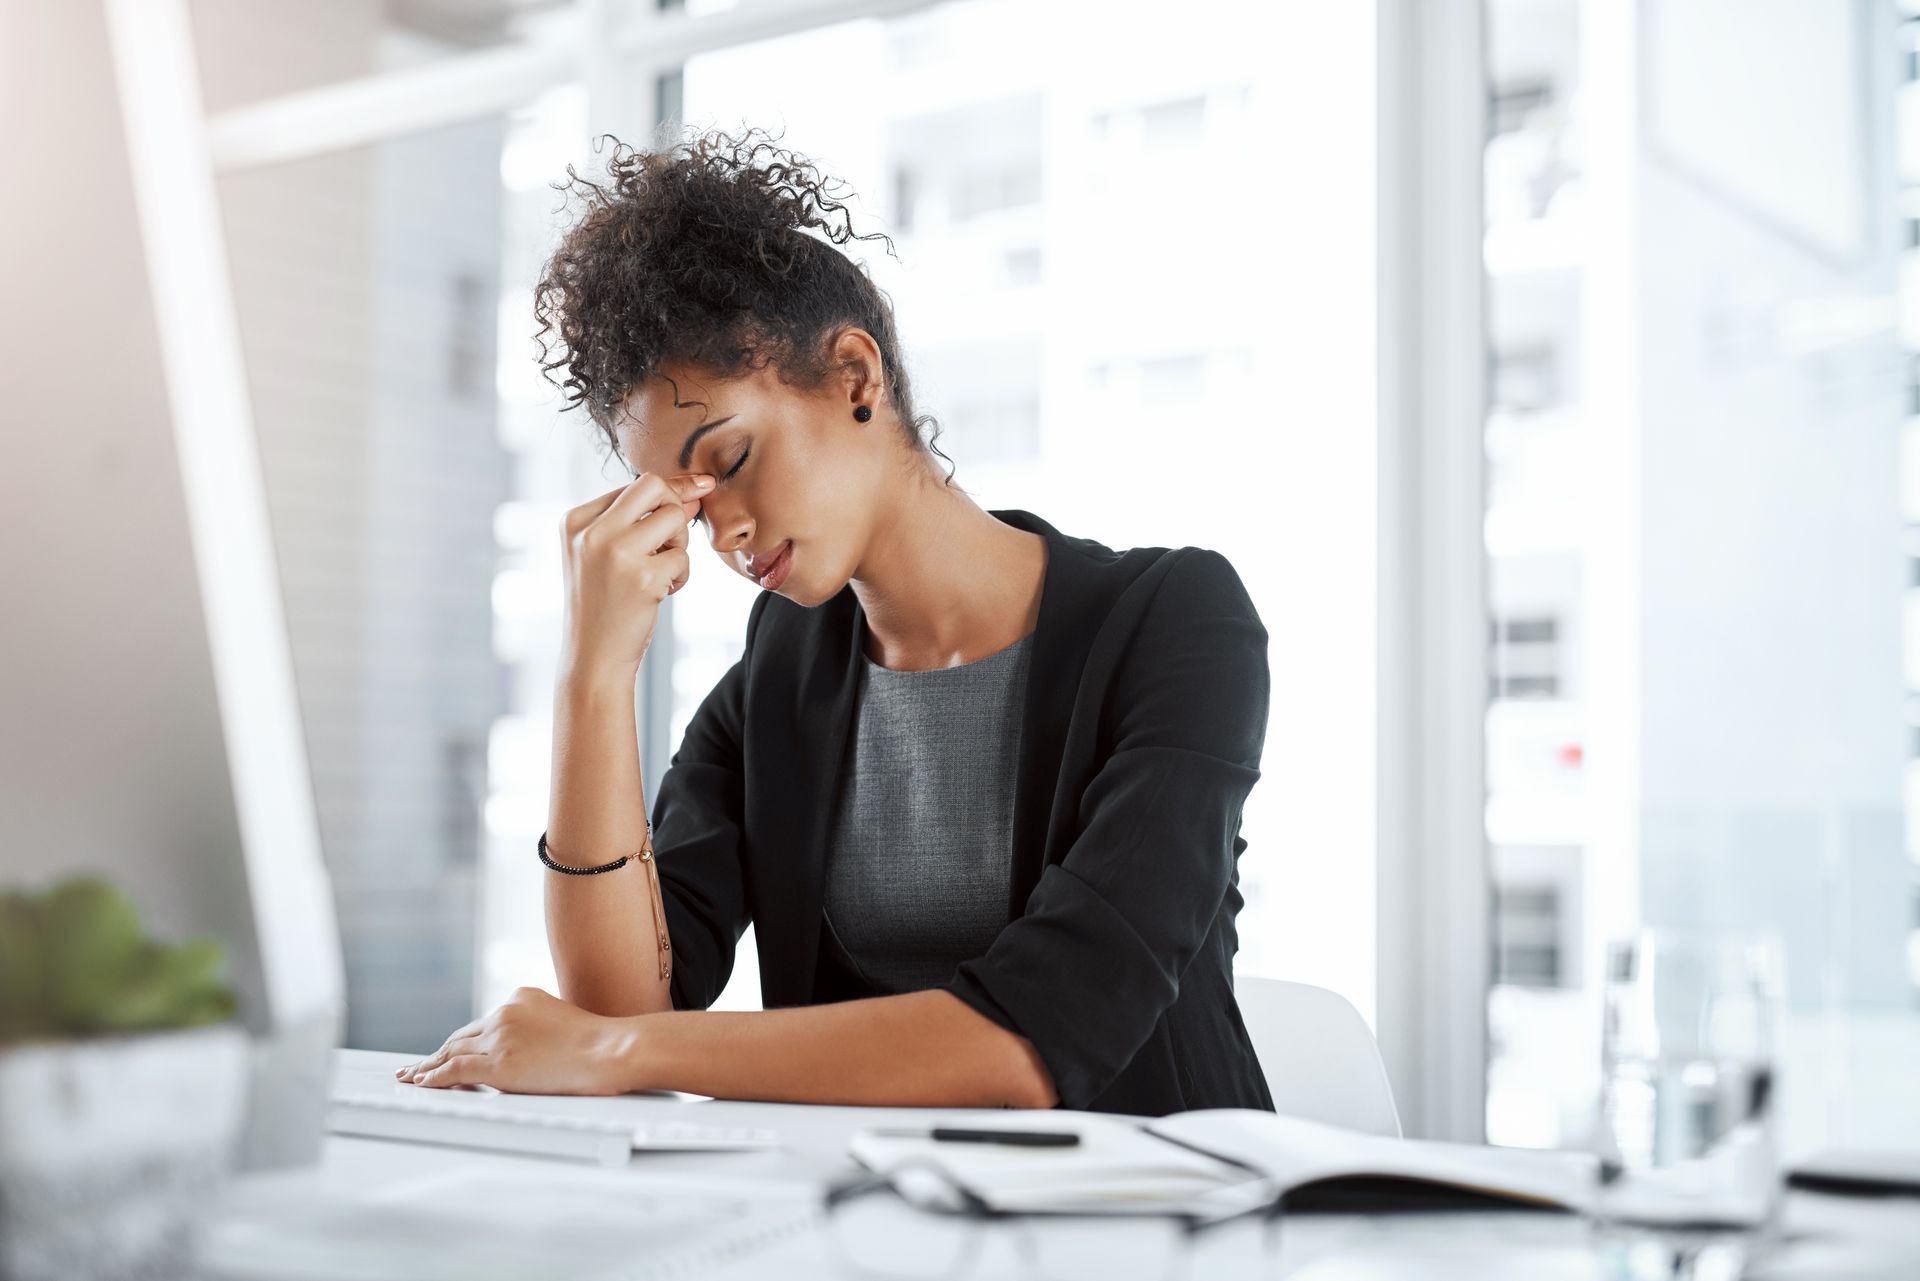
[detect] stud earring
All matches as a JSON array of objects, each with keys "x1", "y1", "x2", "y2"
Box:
[{"x1": 853, "y1": 404, "x2": 872, "y2": 422}]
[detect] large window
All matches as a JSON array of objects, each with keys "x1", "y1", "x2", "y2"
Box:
[
  {"x1": 176, "y1": 0, "x2": 1920, "y2": 1154},
  {"x1": 192, "y1": 4, "x2": 548, "y2": 1049},
  {"x1": 182, "y1": 0, "x2": 1382, "y2": 1048},
  {"x1": 671, "y1": 0, "x2": 1379, "y2": 1010},
  {"x1": 1480, "y1": 0, "x2": 1920, "y2": 1161}
]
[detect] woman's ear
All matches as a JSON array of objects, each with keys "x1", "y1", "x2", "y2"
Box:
[{"x1": 831, "y1": 326, "x2": 886, "y2": 408}]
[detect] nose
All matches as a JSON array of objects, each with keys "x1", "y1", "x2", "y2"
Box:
[{"x1": 695, "y1": 501, "x2": 750, "y2": 560}]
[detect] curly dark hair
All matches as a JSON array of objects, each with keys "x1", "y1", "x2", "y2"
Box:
[{"x1": 531, "y1": 123, "x2": 954, "y2": 485}]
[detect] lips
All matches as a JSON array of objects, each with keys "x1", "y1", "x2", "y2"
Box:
[{"x1": 748, "y1": 540, "x2": 792, "y2": 585}]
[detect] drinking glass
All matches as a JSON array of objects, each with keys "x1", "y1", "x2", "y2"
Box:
[{"x1": 1592, "y1": 929, "x2": 1786, "y2": 1281}]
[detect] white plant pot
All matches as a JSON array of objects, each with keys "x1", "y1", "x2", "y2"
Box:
[{"x1": 0, "y1": 1022, "x2": 251, "y2": 1281}]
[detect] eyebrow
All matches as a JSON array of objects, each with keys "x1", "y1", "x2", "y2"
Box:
[{"x1": 677, "y1": 414, "x2": 737, "y2": 469}]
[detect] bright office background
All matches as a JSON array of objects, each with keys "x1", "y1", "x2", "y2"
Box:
[
  {"x1": 183, "y1": 0, "x2": 1377, "y2": 1056},
  {"x1": 95, "y1": 0, "x2": 1920, "y2": 1154}
]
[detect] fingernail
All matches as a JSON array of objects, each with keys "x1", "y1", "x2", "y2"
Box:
[{"x1": 692, "y1": 476, "x2": 713, "y2": 490}]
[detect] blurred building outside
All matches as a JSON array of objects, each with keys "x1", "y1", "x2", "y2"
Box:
[
  {"x1": 184, "y1": 0, "x2": 1379, "y2": 1076},
  {"x1": 150, "y1": 0, "x2": 1920, "y2": 1159},
  {"x1": 1480, "y1": 0, "x2": 1920, "y2": 1156}
]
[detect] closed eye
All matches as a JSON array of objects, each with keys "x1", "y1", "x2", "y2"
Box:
[{"x1": 691, "y1": 445, "x2": 749, "y2": 528}]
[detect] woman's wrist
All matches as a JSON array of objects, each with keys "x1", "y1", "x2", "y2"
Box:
[
  {"x1": 557, "y1": 651, "x2": 641, "y2": 703},
  {"x1": 606, "y1": 1012, "x2": 659, "y2": 1094}
]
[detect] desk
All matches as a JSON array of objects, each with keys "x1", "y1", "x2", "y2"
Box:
[{"x1": 195, "y1": 1049, "x2": 1920, "y2": 1280}]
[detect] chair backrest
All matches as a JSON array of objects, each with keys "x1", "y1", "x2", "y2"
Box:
[{"x1": 1234, "y1": 976, "x2": 1402, "y2": 1138}]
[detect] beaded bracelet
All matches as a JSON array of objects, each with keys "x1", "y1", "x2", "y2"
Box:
[
  {"x1": 537, "y1": 829, "x2": 642, "y2": 875},
  {"x1": 537, "y1": 829, "x2": 673, "y2": 981}
]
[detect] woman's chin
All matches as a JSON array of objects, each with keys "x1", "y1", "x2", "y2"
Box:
[
  {"x1": 784, "y1": 573, "x2": 845, "y2": 608},
  {"x1": 785, "y1": 580, "x2": 831, "y2": 607}
]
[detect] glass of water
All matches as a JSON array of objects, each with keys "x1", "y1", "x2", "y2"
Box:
[{"x1": 1592, "y1": 929, "x2": 1786, "y2": 1281}]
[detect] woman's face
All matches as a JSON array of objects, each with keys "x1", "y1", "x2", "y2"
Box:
[{"x1": 614, "y1": 357, "x2": 892, "y2": 607}]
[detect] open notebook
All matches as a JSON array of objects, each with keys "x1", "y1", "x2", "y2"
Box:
[{"x1": 849, "y1": 1110, "x2": 1597, "y2": 1222}]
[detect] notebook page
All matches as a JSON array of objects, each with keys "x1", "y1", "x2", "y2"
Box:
[
  {"x1": 1146, "y1": 1110, "x2": 1597, "y2": 1213},
  {"x1": 848, "y1": 1112, "x2": 1267, "y2": 1217}
]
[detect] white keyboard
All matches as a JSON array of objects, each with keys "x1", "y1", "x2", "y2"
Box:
[{"x1": 329, "y1": 1087, "x2": 781, "y2": 1167}]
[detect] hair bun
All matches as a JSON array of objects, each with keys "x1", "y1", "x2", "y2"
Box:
[{"x1": 532, "y1": 124, "x2": 953, "y2": 485}]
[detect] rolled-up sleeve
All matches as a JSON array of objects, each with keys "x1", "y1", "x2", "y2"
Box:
[
  {"x1": 651, "y1": 593, "x2": 769, "y2": 1011},
  {"x1": 941, "y1": 548, "x2": 1271, "y2": 1108}
]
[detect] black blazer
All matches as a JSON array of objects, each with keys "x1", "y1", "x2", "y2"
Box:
[{"x1": 647, "y1": 507, "x2": 1276, "y2": 1117}]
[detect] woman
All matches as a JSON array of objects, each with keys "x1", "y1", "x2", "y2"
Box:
[{"x1": 396, "y1": 126, "x2": 1274, "y2": 1116}]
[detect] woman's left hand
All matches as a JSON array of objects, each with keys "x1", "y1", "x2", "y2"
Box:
[{"x1": 394, "y1": 986, "x2": 640, "y2": 1095}]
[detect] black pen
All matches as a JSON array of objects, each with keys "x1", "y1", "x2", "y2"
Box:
[{"x1": 867, "y1": 1126, "x2": 1081, "y2": 1147}]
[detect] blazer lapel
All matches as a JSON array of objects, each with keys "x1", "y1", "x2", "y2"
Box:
[
  {"x1": 755, "y1": 587, "x2": 862, "y2": 1007},
  {"x1": 997, "y1": 509, "x2": 1104, "y2": 916}
]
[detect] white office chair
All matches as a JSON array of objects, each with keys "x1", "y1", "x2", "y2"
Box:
[{"x1": 1233, "y1": 976, "x2": 1403, "y2": 1138}]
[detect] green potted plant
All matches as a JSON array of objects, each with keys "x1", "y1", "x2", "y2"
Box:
[{"x1": 0, "y1": 874, "x2": 252, "y2": 1281}]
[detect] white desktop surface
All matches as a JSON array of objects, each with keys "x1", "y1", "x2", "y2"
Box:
[{"x1": 193, "y1": 1049, "x2": 1920, "y2": 1281}]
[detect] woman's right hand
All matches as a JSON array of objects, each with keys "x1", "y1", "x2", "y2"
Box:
[{"x1": 559, "y1": 470, "x2": 715, "y2": 678}]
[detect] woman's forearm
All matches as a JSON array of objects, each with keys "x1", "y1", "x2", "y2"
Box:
[
  {"x1": 544, "y1": 660, "x2": 673, "y2": 1018},
  {"x1": 615, "y1": 989, "x2": 1059, "y2": 1109}
]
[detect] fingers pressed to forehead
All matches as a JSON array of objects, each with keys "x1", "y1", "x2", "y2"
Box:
[
  {"x1": 569, "y1": 482, "x2": 632, "y2": 532},
  {"x1": 636, "y1": 501, "x2": 692, "y2": 554},
  {"x1": 604, "y1": 471, "x2": 713, "y2": 525}
]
